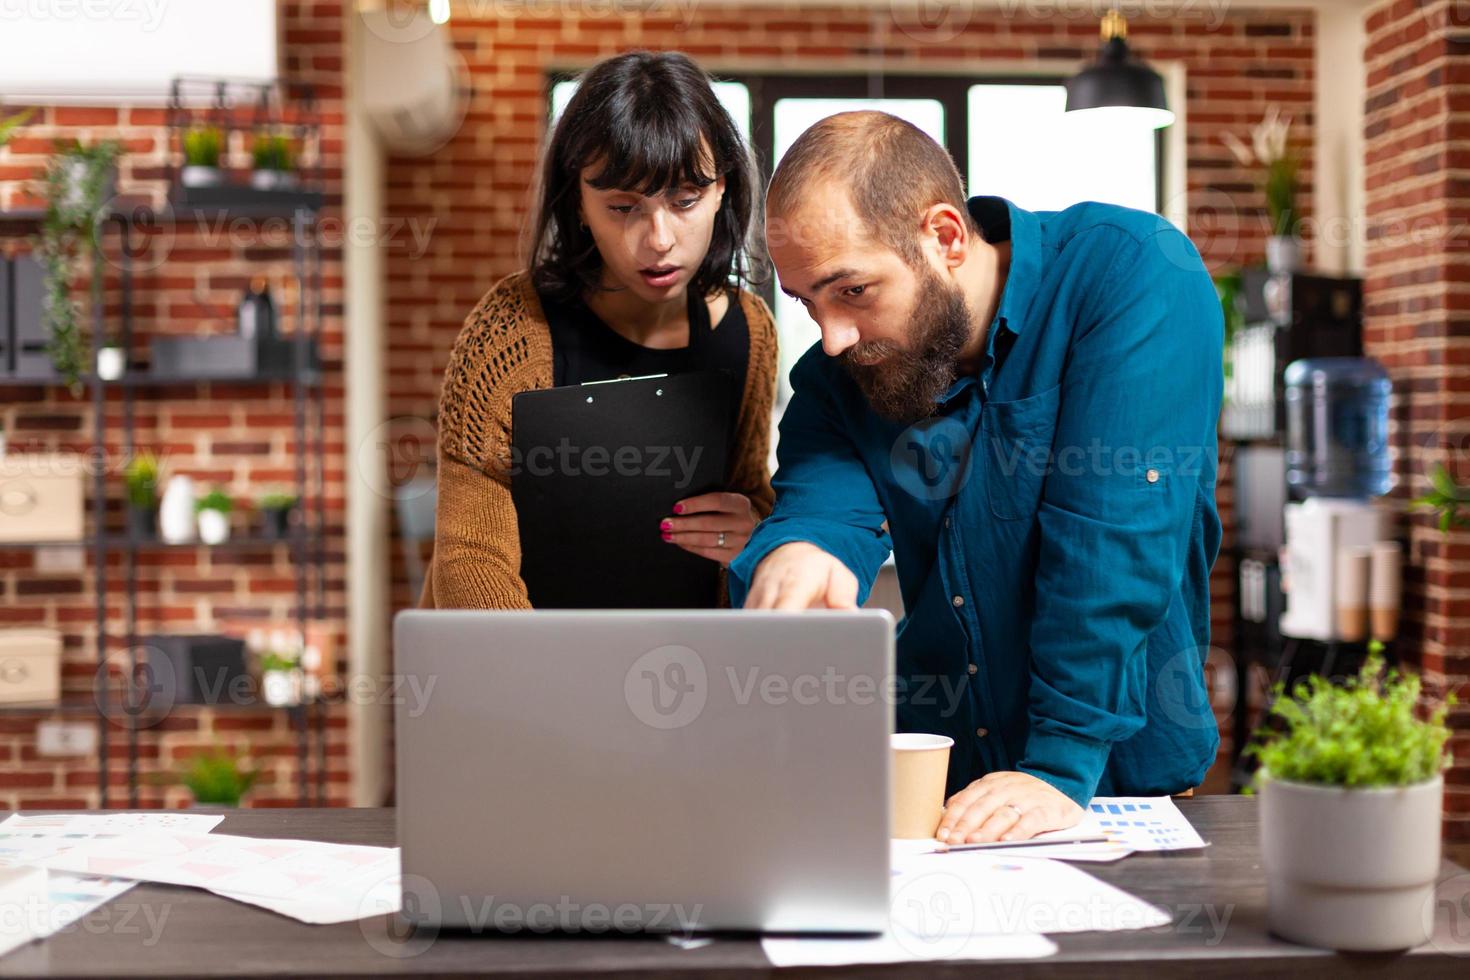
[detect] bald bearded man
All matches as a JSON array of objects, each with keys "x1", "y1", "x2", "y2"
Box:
[{"x1": 729, "y1": 112, "x2": 1223, "y2": 845}]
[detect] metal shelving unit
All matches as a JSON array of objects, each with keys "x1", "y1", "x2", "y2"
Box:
[{"x1": 0, "y1": 81, "x2": 333, "y2": 804}]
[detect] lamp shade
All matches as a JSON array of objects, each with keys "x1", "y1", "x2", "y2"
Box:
[{"x1": 1065, "y1": 36, "x2": 1174, "y2": 130}]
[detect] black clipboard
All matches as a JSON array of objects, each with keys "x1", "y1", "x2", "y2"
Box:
[{"x1": 510, "y1": 370, "x2": 733, "y2": 608}]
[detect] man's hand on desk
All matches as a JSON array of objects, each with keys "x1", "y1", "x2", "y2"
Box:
[
  {"x1": 743, "y1": 542, "x2": 860, "y2": 610},
  {"x1": 936, "y1": 771, "x2": 1084, "y2": 844}
]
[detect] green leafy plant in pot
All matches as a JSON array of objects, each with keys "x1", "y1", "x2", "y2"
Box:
[
  {"x1": 122, "y1": 451, "x2": 159, "y2": 539},
  {"x1": 34, "y1": 139, "x2": 122, "y2": 396},
  {"x1": 180, "y1": 125, "x2": 224, "y2": 188},
  {"x1": 194, "y1": 487, "x2": 233, "y2": 546},
  {"x1": 257, "y1": 490, "x2": 298, "y2": 539},
  {"x1": 1246, "y1": 651, "x2": 1453, "y2": 951},
  {"x1": 249, "y1": 133, "x2": 297, "y2": 191},
  {"x1": 159, "y1": 746, "x2": 261, "y2": 807}
]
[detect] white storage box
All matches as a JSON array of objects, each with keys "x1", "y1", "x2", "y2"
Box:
[{"x1": 0, "y1": 629, "x2": 62, "y2": 705}]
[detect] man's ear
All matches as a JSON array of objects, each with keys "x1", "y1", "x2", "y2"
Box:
[{"x1": 921, "y1": 203, "x2": 969, "y2": 270}]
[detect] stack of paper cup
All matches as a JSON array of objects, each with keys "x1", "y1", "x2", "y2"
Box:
[
  {"x1": 1370, "y1": 542, "x2": 1403, "y2": 641},
  {"x1": 1335, "y1": 546, "x2": 1371, "y2": 642}
]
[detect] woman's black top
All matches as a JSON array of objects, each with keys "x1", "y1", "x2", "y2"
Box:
[{"x1": 540, "y1": 286, "x2": 749, "y2": 394}]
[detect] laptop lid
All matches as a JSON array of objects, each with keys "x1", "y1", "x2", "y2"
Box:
[{"x1": 393, "y1": 609, "x2": 894, "y2": 934}]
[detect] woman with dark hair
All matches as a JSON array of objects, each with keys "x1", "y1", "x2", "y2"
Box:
[{"x1": 421, "y1": 51, "x2": 777, "y2": 609}]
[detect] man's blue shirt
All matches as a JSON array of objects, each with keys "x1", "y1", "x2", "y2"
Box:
[{"x1": 729, "y1": 196, "x2": 1224, "y2": 804}]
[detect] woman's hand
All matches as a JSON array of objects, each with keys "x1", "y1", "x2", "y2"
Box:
[{"x1": 661, "y1": 492, "x2": 758, "y2": 566}]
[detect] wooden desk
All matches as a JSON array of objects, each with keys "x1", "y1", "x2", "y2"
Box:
[{"x1": 3, "y1": 797, "x2": 1469, "y2": 977}]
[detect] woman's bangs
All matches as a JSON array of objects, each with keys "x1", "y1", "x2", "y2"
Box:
[{"x1": 583, "y1": 111, "x2": 717, "y2": 196}]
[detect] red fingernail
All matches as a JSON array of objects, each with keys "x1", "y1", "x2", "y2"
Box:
[
  {"x1": 660, "y1": 520, "x2": 672, "y2": 530},
  {"x1": 674, "y1": 504, "x2": 685, "y2": 514},
  {"x1": 661, "y1": 532, "x2": 672, "y2": 541}
]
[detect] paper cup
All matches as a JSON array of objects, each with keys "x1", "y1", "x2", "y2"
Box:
[
  {"x1": 1335, "y1": 548, "x2": 1371, "y2": 641},
  {"x1": 891, "y1": 733, "x2": 953, "y2": 840}
]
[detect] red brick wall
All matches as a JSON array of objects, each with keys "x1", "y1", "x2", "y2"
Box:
[
  {"x1": 382, "y1": 5, "x2": 1319, "y2": 791},
  {"x1": 0, "y1": 1, "x2": 349, "y2": 808},
  {"x1": 1362, "y1": 0, "x2": 1470, "y2": 841}
]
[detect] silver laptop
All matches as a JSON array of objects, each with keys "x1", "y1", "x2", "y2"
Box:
[{"x1": 393, "y1": 609, "x2": 894, "y2": 934}]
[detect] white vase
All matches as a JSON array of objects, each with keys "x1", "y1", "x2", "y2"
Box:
[
  {"x1": 158, "y1": 476, "x2": 196, "y2": 544},
  {"x1": 197, "y1": 508, "x2": 230, "y2": 545},
  {"x1": 1266, "y1": 235, "x2": 1302, "y2": 275},
  {"x1": 1259, "y1": 773, "x2": 1443, "y2": 951}
]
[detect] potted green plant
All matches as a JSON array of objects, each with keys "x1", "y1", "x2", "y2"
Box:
[
  {"x1": 1222, "y1": 105, "x2": 1300, "y2": 274},
  {"x1": 34, "y1": 139, "x2": 122, "y2": 396},
  {"x1": 169, "y1": 746, "x2": 261, "y2": 807},
  {"x1": 249, "y1": 133, "x2": 297, "y2": 191},
  {"x1": 257, "y1": 490, "x2": 298, "y2": 539},
  {"x1": 180, "y1": 125, "x2": 224, "y2": 188},
  {"x1": 123, "y1": 451, "x2": 159, "y2": 539},
  {"x1": 1247, "y1": 653, "x2": 1453, "y2": 951},
  {"x1": 194, "y1": 487, "x2": 234, "y2": 545},
  {"x1": 260, "y1": 648, "x2": 303, "y2": 707}
]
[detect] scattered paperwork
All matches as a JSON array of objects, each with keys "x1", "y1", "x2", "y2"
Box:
[
  {"x1": 37, "y1": 830, "x2": 401, "y2": 925},
  {"x1": 0, "y1": 812, "x2": 225, "y2": 959}
]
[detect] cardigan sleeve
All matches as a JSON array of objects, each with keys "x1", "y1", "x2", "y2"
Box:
[
  {"x1": 730, "y1": 290, "x2": 778, "y2": 519},
  {"x1": 423, "y1": 273, "x2": 551, "y2": 610}
]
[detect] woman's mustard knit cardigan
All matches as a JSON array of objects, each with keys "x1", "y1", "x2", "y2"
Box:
[{"x1": 420, "y1": 270, "x2": 778, "y2": 608}]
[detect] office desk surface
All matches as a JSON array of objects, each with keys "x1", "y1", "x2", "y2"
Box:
[{"x1": 2, "y1": 797, "x2": 1468, "y2": 978}]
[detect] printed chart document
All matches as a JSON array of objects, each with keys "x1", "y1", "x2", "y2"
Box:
[
  {"x1": 899, "y1": 795, "x2": 1209, "y2": 862},
  {"x1": 37, "y1": 830, "x2": 401, "y2": 925},
  {"x1": 0, "y1": 812, "x2": 225, "y2": 960},
  {"x1": 763, "y1": 849, "x2": 1173, "y2": 967}
]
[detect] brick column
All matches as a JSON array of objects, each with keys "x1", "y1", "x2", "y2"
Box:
[{"x1": 1362, "y1": 0, "x2": 1470, "y2": 841}]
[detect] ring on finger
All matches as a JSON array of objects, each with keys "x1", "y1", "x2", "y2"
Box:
[
  {"x1": 1004, "y1": 803, "x2": 1024, "y2": 818},
  {"x1": 717, "y1": 531, "x2": 726, "y2": 548}
]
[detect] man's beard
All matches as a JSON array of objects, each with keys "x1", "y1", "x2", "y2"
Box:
[{"x1": 840, "y1": 265, "x2": 972, "y2": 424}]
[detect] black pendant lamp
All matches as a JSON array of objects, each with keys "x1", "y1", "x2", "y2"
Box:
[{"x1": 1065, "y1": 9, "x2": 1174, "y2": 130}]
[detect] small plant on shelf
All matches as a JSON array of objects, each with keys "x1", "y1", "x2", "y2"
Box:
[
  {"x1": 122, "y1": 451, "x2": 159, "y2": 539},
  {"x1": 257, "y1": 490, "x2": 299, "y2": 539},
  {"x1": 180, "y1": 125, "x2": 224, "y2": 187},
  {"x1": 194, "y1": 487, "x2": 234, "y2": 545},
  {"x1": 259, "y1": 645, "x2": 303, "y2": 707},
  {"x1": 250, "y1": 133, "x2": 297, "y2": 191},
  {"x1": 168, "y1": 746, "x2": 261, "y2": 807},
  {"x1": 34, "y1": 139, "x2": 122, "y2": 396}
]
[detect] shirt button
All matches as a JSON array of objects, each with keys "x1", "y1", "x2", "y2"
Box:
[
  {"x1": 952, "y1": 595, "x2": 965, "y2": 608},
  {"x1": 1146, "y1": 468, "x2": 1160, "y2": 484},
  {"x1": 976, "y1": 727, "x2": 989, "y2": 738},
  {"x1": 967, "y1": 664, "x2": 978, "y2": 676}
]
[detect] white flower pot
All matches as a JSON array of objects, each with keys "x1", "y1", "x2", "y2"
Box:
[
  {"x1": 158, "y1": 476, "x2": 196, "y2": 544},
  {"x1": 197, "y1": 508, "x2": 230, "y2": 545},
  {"x1": 180, "y1": 165, "x2": 223, "y2": 188},
  {"x1": 250, "y1": 169, "x2": 298, "y2": 191},
  {"x1": 1266, "y1": 235, "x2": 1302, "y2": 275},
  {"x1": 263, "y1": 668, "x2": 302, "y2": 707},
  {"x1": 1259, "y1": 773, "x2": 1443, "y2": 951},
  {"x1": 96, "y1": 346, "x2": 125, "y2": 381}
]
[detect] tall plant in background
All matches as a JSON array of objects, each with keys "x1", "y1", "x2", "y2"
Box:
[
  {"x1": 0, "y1": 108, "x2": 35, "y2": 149},
  {"x1": 1222, "y1": 106, "x2": 1300, "y2": 273},
  {"x1": 33, "y1": 139, "x2": 122, "y2": 396}
]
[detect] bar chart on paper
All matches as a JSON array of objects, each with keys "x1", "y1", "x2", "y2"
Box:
[{"x1": 1082, "y1": 797, "x2": 1208, "y2": 852}]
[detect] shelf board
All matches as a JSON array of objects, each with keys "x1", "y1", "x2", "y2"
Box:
[
  {"x1": 0, "y1": 532, "x2": 318, "y2": 551},
  {"x1": 0, "y1": 697, "x2": 100, "y2": 716},
  {"x1": 165, "y1": 183, "x2": 324, "y2": 219}
]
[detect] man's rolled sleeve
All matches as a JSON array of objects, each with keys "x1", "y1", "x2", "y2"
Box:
[{"x1": 728, "y1": 348, "x2": 892, "y2": 608}]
